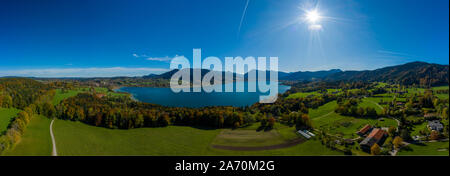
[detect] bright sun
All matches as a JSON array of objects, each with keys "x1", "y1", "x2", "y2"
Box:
[{"x1": 306, "y1": 10, "x2": 321, "y2": 23}]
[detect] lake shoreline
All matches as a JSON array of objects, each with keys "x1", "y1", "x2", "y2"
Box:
[{"x1": 114, "y1": 81, "x2": 291, "y2": 108}]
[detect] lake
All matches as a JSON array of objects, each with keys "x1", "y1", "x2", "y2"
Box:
[{"x1": 116, "y1": 81, "x2": 290, "y2": 108}]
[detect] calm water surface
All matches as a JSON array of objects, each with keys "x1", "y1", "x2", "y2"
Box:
[{"x1": 116, "y1": 81, "x2": 290, "y2": 108}]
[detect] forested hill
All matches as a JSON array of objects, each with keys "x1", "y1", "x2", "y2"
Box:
[
  {"x1": 144, "y1": 68, "x2": 243, "y2": 82},
  {"x1": 324, "y1": 61, "x2": 449, "y2": 86},
  {"x1": 0, "y1": 78, "x2": 53, "y2": 109},
  {"x1": 280, "y1": 69, "x2": 342, "y2": 81}
]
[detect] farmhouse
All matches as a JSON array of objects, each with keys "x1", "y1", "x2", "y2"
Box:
[
  {"x1": 428, "y1": 120, "x2": 444, "y2": 132},
  {"x1": 359, "y1": 128, "x2": 387, "y2": 152},
  {"x1": 356, "y1": 124, "x2": 373, "y2": 136}
]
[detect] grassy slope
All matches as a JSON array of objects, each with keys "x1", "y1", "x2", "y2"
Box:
[
  {"x1": 359, "y1": 98, "x2": 383, "y2": 114},
  {"x1": 211, "y1": 123, "x2": 298, "y2": 147},
  {"x1": 398, "y1": 142, "x2": 449, "y2": 156},
  {"x1": 309, "y1": 101, "x2": 337, "y2": 119},
  {"x1": 53, "y1": 119, "x2": 342, "y2": 156},
  {"x1": 3, "y1": 115, "x2": 52, "y2": 156},
  {"x1": 0, "y1": 108, "x2": 21, "y2": 134},
  {"x1": 310, "y1": 100, "x2": 397, "y2": 138}
]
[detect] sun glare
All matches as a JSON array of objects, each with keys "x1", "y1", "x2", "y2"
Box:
[{"x1": 306, "y1": 10, "x2": 321, "y2": 23}]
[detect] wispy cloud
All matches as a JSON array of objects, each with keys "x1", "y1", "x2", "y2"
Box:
[
  {"x1": 133, "y1": 53, "x2": 178, "y2": 62},
  {"x1": 377, "y1": 50, "x2": 418, "y2": 58},
  {"x1": 238, "y1": 0, "x2": 250, "y2": 36},
  {"x1": 0, "y1": 67, "x2": 169, "y2": 78}
]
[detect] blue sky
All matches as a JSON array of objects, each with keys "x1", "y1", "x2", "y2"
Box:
[{"x1": 0, "y1": 0, "x2": 448, "y2": 77}]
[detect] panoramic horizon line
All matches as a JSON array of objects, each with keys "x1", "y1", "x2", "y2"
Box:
[{"x1": 0, "y1": 61, "x2": 447, "y2": 79}]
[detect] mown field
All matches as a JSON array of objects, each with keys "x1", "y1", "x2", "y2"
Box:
[
  {"x1": 211, "y1": 123, "x2": 298, "y2": 147},
  {"x1": 52, "y1": 119, "x2": 342, "y2": 156},
  {"x1": 398, "y1": 141, "x2": 449, "y2": 156},
  {"x1": 0, "y1": 108, "x2": 21, "y2": 134},
  {"x1": 3, "y1": 115, "x2": 52, "y2": 156}
]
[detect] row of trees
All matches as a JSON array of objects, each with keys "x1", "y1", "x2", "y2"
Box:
[
  {"x1": 0, "y1": 106, "x2": 35, "y2": 154},
  {"x1": 57, "y1": 93, "x2": 259, "y2": 129},
  {"x1": 56, "y1": 88, "x2": 327, "y2": 130}
]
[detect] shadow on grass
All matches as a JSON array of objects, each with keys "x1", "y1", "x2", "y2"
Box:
[{"x1": 255, "y1": 126, "x2": 273, "y2": 132}]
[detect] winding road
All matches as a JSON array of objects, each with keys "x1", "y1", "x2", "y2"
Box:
[{"x1": 50, "y1": 119, "x2": 57, "y2": 156}]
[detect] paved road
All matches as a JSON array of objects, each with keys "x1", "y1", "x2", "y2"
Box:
[{"x1": 50, "y1": 119, "x2": 57, "y2": 156}]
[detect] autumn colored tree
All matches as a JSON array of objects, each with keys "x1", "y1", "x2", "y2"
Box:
[
  {"x1": 430, "y1": 130, "x2": 440, "y2": 140},
  {"x1": 388, "y1": 126, "x2": 397, "y2": 136},
  {"x1": 371, "y1": 143, "x2": 381, "y2": 155},
  {"x1": 268, "y1": 117, "x2": 275, "y2": 129},
  {"x1": 393, "y1": 136, "x2": 403, "y2": 149}
]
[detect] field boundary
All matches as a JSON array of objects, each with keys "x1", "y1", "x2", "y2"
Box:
[{"x1": 211, "y1": 138, "x2": 305, "y2": 151}]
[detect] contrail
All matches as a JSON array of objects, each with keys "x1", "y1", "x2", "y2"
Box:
[{"x1": 237, "y1": 0, "x2": 250, "y2": 36}]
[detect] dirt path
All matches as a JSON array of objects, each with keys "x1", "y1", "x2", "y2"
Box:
[
  {"x1": 50, "y1": 119, "x2": 57, "y2": 156},
  {"x1": 211, "y1": 138, "x2": 305, "y2": 151}
]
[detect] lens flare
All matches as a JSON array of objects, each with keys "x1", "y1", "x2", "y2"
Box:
[{"x1": 306, "y1": 10, "x2": 321, "y2": 23}]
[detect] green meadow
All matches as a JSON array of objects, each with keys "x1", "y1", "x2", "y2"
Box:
[
  {"x1": 398, "y1": 142, "x2": 449, "y2": 156},
  {"x1": 52, "y1": 89, "x2": 84, "y2": 105},
  {"x1": 51, "y1": 119, "x2": 342, "y2": 156},
  {"x1": 0, "y1": 108, "x2": 21, "y2": 134},
  {"x1": 286, "y1": 91, "x2": 320, "y2": 99},
  {"x1": 359, "y1": 98, "x2": 383, "y2": 113},
  {"x1": 309, "y1": 100, "x2": 397, "y2": 139},
  {"x1": 309, "y1": 101, "x2": 337, "y2": 119},
  {"x1": 52, "y1": 87, "x2": 129, "y2": 105},
  {"x1": 3, "y1": 115, "x2": 52, "y2": 156}
]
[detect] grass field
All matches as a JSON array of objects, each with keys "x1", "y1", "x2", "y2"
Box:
[
  {"x1": 410, "y1": 122, "x2": 427, "y2": 137},
  {"x1": 432, "y1": 86, "x2": 449, "y2": 100},
  {"x1": 286, "y1": 91, "x2": 320, "y2": 99},
  {"x1": 309, "y1": 100, "x2": 397, "y2": 138},
  {"x1": 3, "y1": 115, "x2": 52, "y2": 156},
  {"x1": 398, "y1": 142, "x2": 449, "y2": 156},
  {"x1": 52, "y1": 87, "x2": 129, "y2": 105},
  {"x1": 94, "y1": 87, "x2": 129, "y2": 98},
  {"x1": 52, "y1": 119, "x2": 342, "y2": 156},
  {"x1": 0, "y1": 108, "x2": 21, "y2": 134},
  {"x1": 309, "y1": 101, "x2": 337, "y2": 119},
  {"x1": 375, "y1": 82, "x2": 388, "y2": 88},
  {"x1": 212, "y1": 129, "x2": 287, "y2": 147},
  {"x1": 359, "y1": 98, "x2": 383, "y2": 113},
  {"x1": 212, "y1": 123, "x2": 298, "y2": 147},
  {"x1": 52, "y1": 89, "x2": 84, "y2": 105},
  {"x1": 312, "y1": 112, "x2": 397, "y2": 138}
]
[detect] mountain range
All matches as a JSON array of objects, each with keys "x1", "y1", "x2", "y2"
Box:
[{"x1": 144, "y1": 61, "x2": 449, "y2": 86}]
